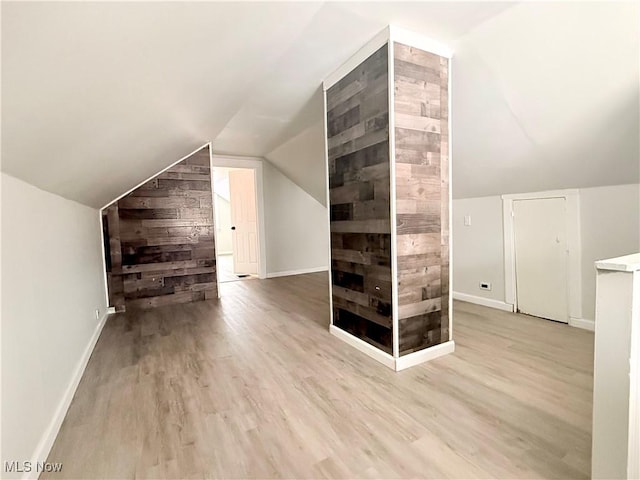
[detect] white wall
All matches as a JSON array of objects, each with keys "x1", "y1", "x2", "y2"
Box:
[
  {"x1": 591, "y1": 261, "x2": 639, "y2": 479},
  {"x1": 452, "y1": 184, "x2": 640, "y2": 322},
  {"x1": 1, "y1": 173, "x2": 108, "y2": 478},
  {"x1": 262, "y1": 161, "x2": 329, "y2": 276},
  {"x1": 452, "y1": 195, "x2": 505, "y2": 303},
  {"x1": 580, "y1": 184, "x2": 640, "y2": 321},
  {"x1": 265, "y1": 121, "x2": 327, "y2": 206}
]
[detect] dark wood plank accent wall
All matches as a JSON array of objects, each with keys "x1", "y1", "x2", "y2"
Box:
[
  {"x1": 104, "y1": 204, "x2": 125, "y2": 312},
  {"x1": 393, "y1": 42, "x2": 449, "y2": 355},
  {"x1": 105, "y1": 146, "x2": 218, "y2": 310},
  {"x1": 326, "y1": 45, "x2": 393, "y2": 353}
]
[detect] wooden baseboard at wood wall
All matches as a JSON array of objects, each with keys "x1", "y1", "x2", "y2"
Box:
[
  {"x1": 395, "y1": 340, "x2": 455, "y2": 371},
  {"x1": 330, "y1": 325, "x2": 455, "y2": 371},
  {"x1": 329, "y1": 325, "x2": 396, "y2": 370}
]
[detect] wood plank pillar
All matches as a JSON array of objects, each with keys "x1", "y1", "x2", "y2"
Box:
[{"x1": 323, "y1": 26, "x2": 454, "y2": 371}]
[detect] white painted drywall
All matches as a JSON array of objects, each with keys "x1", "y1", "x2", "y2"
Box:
[
  {"x1": 1, "y1": 2, "x2": 325, "y2": 208},
  {"x1": 591, "y1": 264, "x2": 637, "y2": 479},
  {"x1": 581, "y1": 183, "x2": 640, "y2": 321},
  {"x1": 630, "y1": 269, "x2": 640, "y2": 480},
  {"x1": 452, "y1": 184, "x2": 640, "y2": 322},
  {"x1": 265, "y1": 121, "x2": 327, "y2": 206},
  {"x1": 3, "y1": 3, "x2": 637, "y2": 209},
  {"x1": 452, "y1": 195, "x2": 505, "y2": 302},
  {"x1": 452, "y1": 1, "x2": 638, "y2": 199},
  {"x1": 1, "y1": 173, "x2": 108, "y2": 478},
  {"x1": 262, "y1": 162, "x2": 329, "y2": 275}
]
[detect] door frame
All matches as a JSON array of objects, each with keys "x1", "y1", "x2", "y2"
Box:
[
  {"x1": 210, "y1": 153, "x2": 267, "y2": 281},
  {"x1": 502, "y1": 189, "x2": 582, "y2": 322}
]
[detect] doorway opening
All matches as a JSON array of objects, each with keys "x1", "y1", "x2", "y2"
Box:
[{"x1": 212, "y1": 167, "x2": 260, "y2": 284}]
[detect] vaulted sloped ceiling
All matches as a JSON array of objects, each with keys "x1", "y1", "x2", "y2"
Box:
[
  {"x1": 2, "y1": 2, "x2": 637, "y2": 208},
  {"x1": 1, "y1": 1, "x2": 326, "y2": 208},
  {"x1": 451, "y1": 1, "x2": 639, "y2": 198}
]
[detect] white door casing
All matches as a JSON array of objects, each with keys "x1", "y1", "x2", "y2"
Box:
[
  {"x1": 210, "y1": 154, "x2": 266, "y2": 281},
  {"x1": 502, "y1": 189, "x2": 582, "y2": 324},
  {"x1": 513, "y1": 197, "x2": 569, "y2": 322},
  {"x1": 229, "y1": 169, "x2": 258, "y2": 275}
]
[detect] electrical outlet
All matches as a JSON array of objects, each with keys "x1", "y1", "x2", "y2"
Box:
[
  {"x1": 479, "y1": 282, "x2": 492, "y2": 291},
  {"x1": 464, "y1": 215, "x2": 472, "y2": 226},
  {"x1": 95, "y1": 309, "x2": 100, "y2": 320}
]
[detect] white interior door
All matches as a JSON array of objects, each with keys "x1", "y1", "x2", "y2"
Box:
[
  {"x1": 229, "y1": 169, "x2": 258, "y2": 275},
  {"x1": 513, "y1": 197, "x2": 569, "y2": 323}
]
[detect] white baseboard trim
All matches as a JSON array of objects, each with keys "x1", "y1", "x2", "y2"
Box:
[
  {"x1": 395, "y1": 340, "x2": 456, "y2": 371},
  {"x1": 106, "y1": 306, "x2": 116, "y2": 314},
  {"x1": 217, "y1": 251, "x2": 233, "y2": 256},
  {"x1": 330, "y1": 326, "x2": 455, "y2": 371},
  {"x1": 266, "y1": 266, "x2": 328, "y2": 279},
  {"x1": 24, "y1": 311, "x2": 110, "y2": 480},
  {"x1": 329, "y1": 325, "x2": 396, "y2": 370},
  {"x1": 453, "y1": 291, "x2": 514, "y2": 312},
  {"x1": 569, "y1": 317, "x2": 595, "y2": 332}
]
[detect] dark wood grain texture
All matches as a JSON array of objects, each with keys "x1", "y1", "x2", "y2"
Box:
[
  {"x1": 104, "y1": 204, "x2": 125, "y2": 312},
  {"x1": 394, "y1": 42, "x2": 449, "y2": 355},
  {"x1": 327, "y1": 45, "x2": 393, "y2": 353},
  {"x1": 105, "y1": 146, "x2": 218, "y2": 310}
]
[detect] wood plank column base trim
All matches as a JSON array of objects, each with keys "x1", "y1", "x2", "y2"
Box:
[
  {"x1": 330, "y1": 326, "x2": 396, "y2": 370},
  {"x1": 395, "y1": 340, "x2": 455, "y2": 371},
  {"x1": 330, "y1": 325, "x2": 455, "y2": 371}
]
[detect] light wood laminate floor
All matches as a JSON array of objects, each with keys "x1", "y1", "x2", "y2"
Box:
[{"x1": 45, "y1": 273, "x2": 594, "y2": 479}]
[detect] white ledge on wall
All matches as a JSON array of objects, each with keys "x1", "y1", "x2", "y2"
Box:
[{"x1": 595, "y1": 253, "x2": 640, "y2": 272}]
